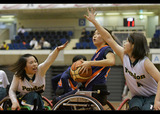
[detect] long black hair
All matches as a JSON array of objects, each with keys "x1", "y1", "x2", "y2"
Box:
[
  {"x1": 128, "y1": 33, "x2": 149, "y2": 60},
  {"x1": 9, "y1": 54, "x2": 39, "y2": 81}
]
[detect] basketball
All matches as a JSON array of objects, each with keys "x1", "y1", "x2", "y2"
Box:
[{"x1": 70, "y1": 60, "x2": 92, "y2": 83}]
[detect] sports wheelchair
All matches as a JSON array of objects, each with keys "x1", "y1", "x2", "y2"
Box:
[
  {"x1": 0, "y1": 83, "x2": 130, "y2": 111},
  {"x1": 52, "y1": 83, "x2": 130, "y2": 111},
  {"x1": 0, "y1": 95, "x2": 53, "y2": 110}
]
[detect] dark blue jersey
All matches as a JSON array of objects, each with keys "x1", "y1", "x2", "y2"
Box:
[
  {"x1": 85, "y1": 45, "x2": 113, "y2": 90},
  {"x1": 57, "y1": 66, "x2": 78, "y2": 93}
]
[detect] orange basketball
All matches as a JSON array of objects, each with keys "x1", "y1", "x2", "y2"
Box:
[{"x1": 70, "y1": 60, "x2": 92, "y2": 83}]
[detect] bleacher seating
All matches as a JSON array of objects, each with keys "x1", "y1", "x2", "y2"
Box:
[
  {"x1": 8, "y1": 28, "x2": 154, "y2": 50},
  {"x1": 8, "y1": 30, "x2": 73, "y2": 50},
  {"x1": 73, "y1": 30, "x2": 148, "y2": 49},
  {"x1": 73, "y1": 30, "x2": 96, "y2": 49},
  {"x1": 149, "y1": 30, "x2": 160, "y2": 48},
  {"x1": 112, "y1": 31, "x2": 147, "y2": 46}
]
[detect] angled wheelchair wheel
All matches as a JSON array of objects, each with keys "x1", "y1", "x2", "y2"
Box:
[
  {"x1": 42, "y1": 96, "x2": 53, "y2": 110},
  {"x1": 0, "y1": 96, "x2": 52, "y2": 110},
  {"x1": 117, "y1": 98, "x2": 130, "y2": 110},
  {"x1": 0, "y1": 96, "x2": 11, "y2": 110},
  {"x1": 103, "y1": 100, "x2": 116, "y2": 110},
  {"x1": 53, "y1": 94, "x2": 104, "y2": 111},
  {"x1": 0, "y1": 96, "x2": 31, "y2": 110}
]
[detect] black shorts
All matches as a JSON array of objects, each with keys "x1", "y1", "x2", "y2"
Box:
[{"x1": 92, "y1": 83, "x2": 109, "y2": 106}]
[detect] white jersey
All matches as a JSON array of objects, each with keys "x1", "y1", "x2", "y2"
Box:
[
  {"x1": 123, "y1": 54, "x2": 157, "y2": 97},
  {"x1": 9, "y1": 47, "x2": 61, "y2": 104},
  {"x1": 0, "y1": 70, "x2": 10, "y2": 88},
  {"x1": 12, "y1": 72, "x2": 45, "y2": 96}
]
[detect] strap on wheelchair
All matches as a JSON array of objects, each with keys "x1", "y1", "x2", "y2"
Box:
[
  {"x1": 99, "y1": 90, "x2": 110, "y2": 95},
  {"x1": 92, "y1": 83, "x2": 110, "y2": 95}
]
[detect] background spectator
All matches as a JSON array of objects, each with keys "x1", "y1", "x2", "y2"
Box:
[
  {"x1": 1, "y1": 42, "x2": 9, "y2": 50},
  {"x1": 29, "y1": 37, "x2": 38, "y2": 49}
]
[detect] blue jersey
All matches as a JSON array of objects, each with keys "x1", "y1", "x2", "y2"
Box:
[
  {"x1": 85, "y1": 45, "x2": 113, "y2": 91},
  {"x1": 58, "y1": 67, "x2": 78, "y2": 93}
]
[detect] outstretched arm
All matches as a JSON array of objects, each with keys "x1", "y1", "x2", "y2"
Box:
[
  {"x1": 38, "y1": 41, "x2": 68, "y2": 76},
  {"x1": 84, "y1": 8, "x2": 124, "y2": 62}
]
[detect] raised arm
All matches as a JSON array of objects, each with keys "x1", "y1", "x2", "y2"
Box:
[
  {"x1": 84, "y1": 8, "x2": 124, "y2": 62},
  {"x1": 38, "y1": 41, "x2": 68, "y2": 76}
]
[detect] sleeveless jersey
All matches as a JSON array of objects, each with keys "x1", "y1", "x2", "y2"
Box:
[
  {"x1": 123, "y1": 54, "x2": 157, "y2": 97},
  {"x1": 85, "y1": 45, "x2": 113, "y2": 90},
  {"x1": 16, "y1": 72, "x2": 45, "y2": 96}
]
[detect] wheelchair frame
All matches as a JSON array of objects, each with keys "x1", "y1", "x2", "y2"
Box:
[
  {"x1": 0, "y1": 95, "x2": 53, "y2": 110},
  {"x1": 52, "y1": 90, "x2": 130, "y2": 111},
  {"x1": 0, "y1": 90, "x2": 130, "y2": 111}
]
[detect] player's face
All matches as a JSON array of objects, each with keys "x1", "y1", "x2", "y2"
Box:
[
  {"x1": 25, "y1": 56, "x2": 38, "y2": 75},
  {"x1": 92, "y1": 30, "x2": 105, "y2": 47},
  {"x1": 123, "y1": 39, "x2": 134, "y2": 55}
]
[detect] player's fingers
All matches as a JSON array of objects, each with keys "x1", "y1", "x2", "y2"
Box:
[
  {"x1": 12, "y1": 108, "x2": 15, "y2": 110},
  {"x1": 79, "y1": 66, "x2": 83, "y2": 73},
  {"x1": 79, "y1": 59, "x2": 84, "y2": 62},
  {"x1": 76, "y1": 63, "x2": 83, "y2": 68},
  {"x1": 86, "y1": 68, "x2": 88, "y2": 74},
  {"x1": 12, "y1": 107, "x2": 16, "y2": 110},
  {"x1": 87, "y1": 7, "x2": 90, "y2": 15},
  {"x1": 84, "y1": 15, "x2": 89, "y2": 20},
  {"x1": 81, "y1": 69, "x2": 86, "y2": 74},
  {"x1": 17, "y1": 106, "x2": 21, "y2": 111},
  {"x1": 94, "y1": 7, "x2": 96, "y2": 12},
  {"x1": 84, "y1": 15, "x2": 87, "y2": 18},
  {"x1": 57, "y1": 41, "x2": 68, "y2": 50},
  {"x1": 80, "y1": 66, "x2": 86, "y2": 74},
  {"x1": 94, "y1": 12, "x2": 97, "y2": 16},
  {"x1": 154, "y1": 107, "x2": 159, "y2": 110},
  {"x1": 62, "y1": 41, "x2": 68, "y2": 47},
  {"x1": 76, "y1": 64, "x2": 81, "y2": 68},
  {"x1": 91, "y1": 7, "x2": 94, "y2": 14}
]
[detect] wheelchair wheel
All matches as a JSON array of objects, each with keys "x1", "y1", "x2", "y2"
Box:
[
  {"x1": 0, "y1": 96, "x2": 31, "y2": 110},
  {"x1": 42, "y1": 96, "x2": 53, "y2": 110},
  {"x1": 53, "y1": 94, "x2": 104, "y2": 110},
  {"x1": 0, "y1": 96, "x2": 11, "y2": 110},
  {"x1": 0, "y1": 96, "x2": 52, "y2": 110},
  {"x1": 103, "y1": 100, "x2": 115, "y2": 110},
  {"x1": 117, "y1": 98, "x2": 130, "y2": 110}
]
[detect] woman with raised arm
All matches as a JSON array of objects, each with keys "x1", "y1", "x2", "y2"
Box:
[
  {"x1": 9, "y1": 41, "x2": 68, "y2": 110},
  {"x1": 84, "y1": 8, "x2": 160, "y2": 110}
]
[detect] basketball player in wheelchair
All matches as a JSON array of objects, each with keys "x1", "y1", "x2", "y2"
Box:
[
  {"x1": 51, "y1": 55, "x2": 87, "y2": 96},
  {"x1": 52, "y1": 24, "x2": 115, "y2": 108},
  {"x1": 7, "y1": 41, "x2": 68, "y2": 110},
  {"x1": 73, "y1": 24, "x2": 115, "y2": 106}
]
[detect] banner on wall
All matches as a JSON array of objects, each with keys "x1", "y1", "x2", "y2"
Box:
[
  {"x1": 79, "y1": 19, "x2": 86, "y2": 26},
  {"x1": 152, "y1": 54, "x2": 160, "y2": 64}
]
